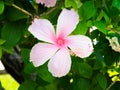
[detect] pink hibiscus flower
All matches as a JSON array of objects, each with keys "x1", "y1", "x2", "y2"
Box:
[
  {"x1": 28, "y1": 9, "x2": 93, "y2": 77},
  {"x1": 36, "y1": 0, "x2": 57, "y2": 7}
]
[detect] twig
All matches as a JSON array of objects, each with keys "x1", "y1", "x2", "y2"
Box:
[{"x1": 12, "y1": 4, "x2": 33, "y2": 17}]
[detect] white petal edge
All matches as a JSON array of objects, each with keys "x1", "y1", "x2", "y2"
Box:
[
  {"x1": 30, "y1": 43, "x2": 59, "y2": 67},
  {"x1": 56, "y1": 9, "x2": 79, "y2": 37},
  {"x1": 48, "y1": 48, "x2": 71, "y2": 77},
  {"x1": 28, "y1": 18, "x2": 55, "y2": 43},
  {"x1": 68, "y1": 35, "x2": 94, "y2": 58}
]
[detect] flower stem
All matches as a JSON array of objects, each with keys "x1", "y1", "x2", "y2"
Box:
[{"x1": 12, "y1": 4, "x2": 33, "y2": 17}]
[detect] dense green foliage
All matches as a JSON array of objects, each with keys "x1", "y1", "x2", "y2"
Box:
[{"x1": 0, "y1": 0, "x2": 120, "y2": 90}]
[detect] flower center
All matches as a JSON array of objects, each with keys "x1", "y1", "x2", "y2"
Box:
[{"x1": 57, "y1": 38, "x2": 65, "y2": 46}]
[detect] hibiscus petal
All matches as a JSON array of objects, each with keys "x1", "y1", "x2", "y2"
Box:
[
  {"x1": 36, "y1": 0, "x2": 57, "y2": 7},
  {"x1": 56, "y1": 9, "x2": 79, "y2": 37},
  {"x1": 30, "y1": 43, "x2": 59, "y2": 67},
  {"x1": 48, "y1": 48, "x2": 71, "y2": 77},
  {"x1": 28, "y1": 18, "x2": 55, "y2": 43},
  {"x1": 68, "y1": 35, "x2": 93, "y2": 58}
]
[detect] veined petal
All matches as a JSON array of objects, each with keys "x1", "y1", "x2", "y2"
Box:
[
  {"x1": 56, "y1": 9, "x2": 79, "y2": 37},
  {"x1": 68, "y1": 35, "x2": 93, "y2": 58},
  {"x1": 28, "y1": 18, "x2": 55, "y2": 43},
  {"x1": 30, "y1": 43, "x2": 59, "y2": 67},
  {"x1": 36, "y1": 0, "x2": 57, "y2": 7},
  {"x1": 48, "y1": 48, "x2": 71, "y2": 77}
]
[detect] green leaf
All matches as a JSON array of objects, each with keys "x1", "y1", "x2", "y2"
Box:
[
  {"x1": 96, "y1": 73, "x2": 107, "y2": 90},
  {"x1": 94, "y1": 50, "x2": 104, "y2": 61},
  {"x1": 37, "y1": 63, "x2": 55, "y2": 83},
  {"x1": 24, "y1": 62, "x2": 36, "y2": 74},
  {"x1": 103, "y1": 47, "x2": 116, "y2": 66},
  {"x1": 18, "y1": 80, "x2": 38, "y2": 90},
  {"x1": 45, "y1": 83, "x2": 57, "y2": 90},
  {"x1": 73, "y1": 21, "x2": 88, "y2": 35},
  {"x1": 78, "y1": 63, "x2": 93, "y2": 78},
  {"x1": 96, "y1": 10, "x2": 103, "y2": 21},
  {"x1": 73, "y1": 78, "x2": 90, "y2": 90},
  {"x1": 112, "y1": 0, "x2": 120, "y2": 9},
  {"x1": 30, "y1": 0, "x2": 38, "y2": 11},
  {"x1": 4, "y1": 0, "x2": 14, "y2": 5},
  {"x1": 42, "y1": 6, "x2": 60, "y2": 24},
  {"x1": 65, "y1": 0, "x2": 82, "y2": 10},
  {"x1": 87, "y1": 20, "x2": 93, "y2": 27},
  {"x1": 96, "y1": 10, "x2": 110, "y2": 23},
  {"x1": 93, "y1": 84, "x2": 103, "y2": 90},
  {"x1": 115, "y1": 67, "x2": 120, "y2": 73},
  {"x1": 0, "y1": 46, "x2": 2, "y2": 59},
  {"x1": 2, "y1": 46, "x2": 13, "y2": 54},
  {"x1": 91, "y1": 77, "x2": 103, "y2": 90},
  {"x1": 94, "y1": 21, "x2": 107, "y2": 34},
  {"x1": 0, "y1": 82, "x2": 3, "y2": 90},
  {"x1": 0, "y1": 13, "x2": 5, "y2": 21},
  {"x1": 78, "y1": 1, "x2": 96, "y2": 20},
  {"x1": 0, "y1": 0, "x2": 4, "y2": 15},
  {"x1": 36, "y1": 86, "x2": 46, "y2": 90},
  {"x1": 1, "y1": 22, "x2": 25, "y2": 48},
  {"x1": 21, "y1": 48, "x2": 30, "y2": 64},
  {"x1": 0, "y1": 39, "x2": 6, "y2": 45},
  {"x1": 102, "y1": 10, "x2": 110, "y2": 23},
  {"x1": 6, "y1": 6, "x2": 29, "y2": 21},
  {"x1": 93, "y1": 60, "x2": 103, "y2": 70}
]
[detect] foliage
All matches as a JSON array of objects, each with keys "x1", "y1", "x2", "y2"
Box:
[
  {"x1": 0, "y1": 0, "x2": 120, "y2": 90},
  {"x1": 0, "y1": 74, "x2": 19, "y2": 90}
]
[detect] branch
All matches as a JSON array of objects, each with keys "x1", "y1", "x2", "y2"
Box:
[{"x1": 12, "y1": 4, "x2": 33, "y2": 17}]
